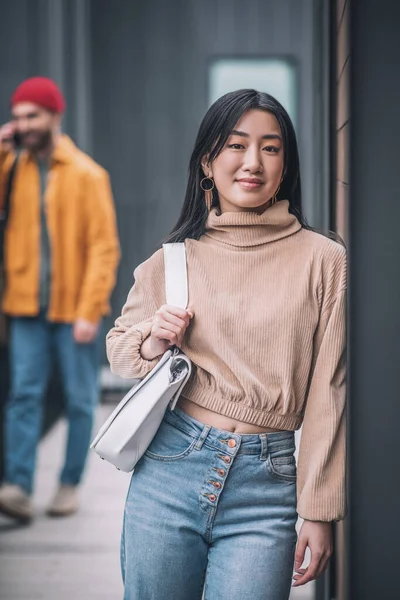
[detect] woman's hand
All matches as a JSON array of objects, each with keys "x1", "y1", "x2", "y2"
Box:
[
  {"x1": 292, "y1": 520, "x2": 333, "y2": 587},
  {"x1": 140, "y1": 304, "x2": 194, "y2": 360}
]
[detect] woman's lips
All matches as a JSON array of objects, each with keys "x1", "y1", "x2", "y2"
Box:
[{"x1": 236, "y1": 179, "x2": 263, "y2": 190}]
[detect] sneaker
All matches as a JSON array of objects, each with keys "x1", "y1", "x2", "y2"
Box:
[
  {"x1": 0, "y1": 483, "x2": 33, "y2": 522},
  {"x1": 47, "y1": 484, "x2": 79, "y2": 517}
]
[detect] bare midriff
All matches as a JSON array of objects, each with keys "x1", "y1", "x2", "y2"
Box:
[{"x1": 177, "y1": 397, "x2": 285, "y2": 434}]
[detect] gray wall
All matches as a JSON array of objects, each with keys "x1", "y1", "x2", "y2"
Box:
[
  {"x1": 89, "y1": 0, "x2": 320, "y2": 329},
  {"x1": 348, "y1": 1, "x2": 400, "y2": 598},
  {"x1": 0, "y1": 1, "x2": 34, "y2": 120}
]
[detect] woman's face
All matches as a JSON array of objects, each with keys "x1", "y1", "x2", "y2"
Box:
[{"x1": 204, "y1": 109, "x2": 285, "y2": 214}]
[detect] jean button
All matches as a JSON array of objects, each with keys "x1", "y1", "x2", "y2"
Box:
[
  {"x1": 223, "y1": 455, "x2": 231, "y2": 464},
  {"x1": 217, "y1": 469, "x2": 226, "y2": 477},
  {"x1": 209, "y1": 494, "x2": 217, "y2": 502},
  {"x1": 227, "y1": 439, "x2": 236, "y2": 448},
  {"x1": 213, "y1": 481, "x2": 222, "y2": 489}
]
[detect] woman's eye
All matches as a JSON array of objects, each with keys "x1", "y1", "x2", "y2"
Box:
[
  {"x1": 228, "y1": 143, "x2": 245, "y2": 150},
  {"x1": 263, "y1": 146, "x2": 280, "y2": 153}
]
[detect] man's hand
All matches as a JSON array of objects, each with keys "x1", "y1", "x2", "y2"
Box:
[
  {"x1": 292, "y1": 520, "x2": 333, "y2": 587},
  {"x1": 73, "y1": 318, "x2": 100, "y2": 344},
  {"x1": 0, "y1": 122, "x2": 16, "y2": 152}
]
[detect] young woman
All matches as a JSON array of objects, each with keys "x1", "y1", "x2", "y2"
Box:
[{"x1": 107, "y1": 89, "x2": 346, "y2": 600}]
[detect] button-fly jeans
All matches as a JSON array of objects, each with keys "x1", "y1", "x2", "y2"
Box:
[
  {"x1": 4, "y1": 313, "x2": 100, "y2": 494},
  {"x1": 122, "y1": 406, "x2": 298, "y2": 600}
]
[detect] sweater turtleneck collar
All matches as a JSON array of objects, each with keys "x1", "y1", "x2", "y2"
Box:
[{"x1": 204, "y1": 199, "x2": 302, "y2": 248}]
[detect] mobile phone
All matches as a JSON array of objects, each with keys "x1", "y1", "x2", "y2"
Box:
[{"x1": 13, "y1": 132, "x2": 22, "y2": 148}]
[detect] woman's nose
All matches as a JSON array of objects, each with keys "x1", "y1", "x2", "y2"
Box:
[{"x1": 242, "y1": 147, "x2": 263, "y2": 172}]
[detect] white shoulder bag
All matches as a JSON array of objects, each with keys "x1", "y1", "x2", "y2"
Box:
[{"x1": 90, "y1": 243, "x2": 192, "y2": 472}]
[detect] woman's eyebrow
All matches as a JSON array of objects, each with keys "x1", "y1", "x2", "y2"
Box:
[{"x1": 230, "y1": 129, "x2": 282, "y2": 141}]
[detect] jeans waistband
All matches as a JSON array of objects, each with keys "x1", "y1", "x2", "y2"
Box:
[{"x1": 165, "y1": 406, "x2": 295, "y2": 459}]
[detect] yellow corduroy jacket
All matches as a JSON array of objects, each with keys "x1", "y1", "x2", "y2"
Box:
[{"x1": 0, "y1": 135, "x2": 120, "y2": 323}]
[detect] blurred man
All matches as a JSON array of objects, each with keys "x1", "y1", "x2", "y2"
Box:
[{"x1": 0, "y1": 77, "x2": 120, "y2": 521}]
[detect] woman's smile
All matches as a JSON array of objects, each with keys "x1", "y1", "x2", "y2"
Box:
[{"x1": 236, "y1": 177, "x2": 264, "y2": 190}]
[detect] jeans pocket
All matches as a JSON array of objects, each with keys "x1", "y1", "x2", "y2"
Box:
[
  {"x1": 267, "y1": 454, "x2": 297, "y2": 482},
  {"x1": 144, "y1": 419, "x2": 197, "y2": 462}
]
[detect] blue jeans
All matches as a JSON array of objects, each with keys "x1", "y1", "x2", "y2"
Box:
[
  {"x1": 122, "y1": 406, "x2": 298, "y2": 600},
  {"x1": 4, "y1": 313, "x2": 100, "y2": 494}
]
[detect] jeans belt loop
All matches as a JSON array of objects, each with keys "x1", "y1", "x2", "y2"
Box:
[
  {"x1": 195, "y1": 425, "x2": 211, "y2": 450},
  {"x1": 259, "y1": 433, "x2": 268, "y2": 461}
]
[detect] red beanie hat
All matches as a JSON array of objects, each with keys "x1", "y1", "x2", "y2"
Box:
[{"x1": 11, "y1": 77, "x2": 66, "y2": 113}]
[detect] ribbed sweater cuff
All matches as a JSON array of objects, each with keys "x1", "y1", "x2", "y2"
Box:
[
  {"x1": 296, "y1": 480, "x2": 347, "y2": 522},
  {"x1": 108, "y1": 320, "x2": 161, "y2": 379},
  {"x1": 130, "y1": 322, "x2": 162, "y2": 379}
]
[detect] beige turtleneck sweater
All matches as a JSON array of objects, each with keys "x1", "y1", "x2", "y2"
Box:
[{"x1": 106, "y1": 200, "x2": 347, "y2": 522}]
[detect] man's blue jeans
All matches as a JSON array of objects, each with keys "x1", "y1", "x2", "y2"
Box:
[{"x1": 4, "y1": 313, "x2": 100, "y2": 494}]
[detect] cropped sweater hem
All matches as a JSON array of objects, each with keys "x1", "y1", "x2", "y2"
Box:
[{"x1": 180, "y1": 391, "x2": 303, "y2": 431}]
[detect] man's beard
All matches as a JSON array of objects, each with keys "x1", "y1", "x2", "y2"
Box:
[{"x1": 20, "y1": 129, "x2": 52, "y2": 153}]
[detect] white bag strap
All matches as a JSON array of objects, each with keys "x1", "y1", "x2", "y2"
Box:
[{"x1": 163, "y1": 243, "x2": 188, "y2": 309}]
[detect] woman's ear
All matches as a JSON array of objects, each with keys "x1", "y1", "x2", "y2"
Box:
[{"x1": 201, "y1": 155, "x2": 212, "y2": 178}]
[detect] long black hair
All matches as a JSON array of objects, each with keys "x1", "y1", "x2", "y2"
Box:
[{"x1": 164, "y1": 89, "x2": 312, "y2": 244}]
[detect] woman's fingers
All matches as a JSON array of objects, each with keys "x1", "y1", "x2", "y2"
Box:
[
  {"x1": 294, "y1": 535, "x2": 307, "y2": 572},
  {"x1": 150, "y1": 304, "x2": 194, "y2": 349},
  {"x1": 292, "y1": 551, "x2": 328, "y2": 587},
  {"x1": 155, "y1": 328, "x2": 179, "y2": 346},
  {"x1": 315, "y1": 555, "x2": 330, "y2": 580},
  {"x1": 159, "y1": 304, "x2": 193, "y2": 321},
  {"x1": 154, "y1": 305, "x2": 193, "y2": 335},
  {"x1": 153, "y1": 319, "x2": 184, "y2": 341},
  {"x1": 156, "y1": 309, "x2": 189, "y2": 329},
  {"x1": 293, "y1": 520, "x2": 332, "y2": 587}
]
